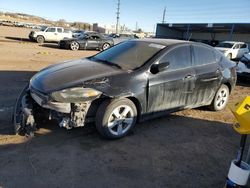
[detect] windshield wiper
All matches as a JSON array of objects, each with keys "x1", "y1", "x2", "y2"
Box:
[{"x1": 90, "y1": 57, "x2": 122, "y2": 69}]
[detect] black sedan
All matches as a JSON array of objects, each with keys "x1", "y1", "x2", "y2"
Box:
[
  {"x1": 59, "y1": 31, "x2": 114, "y2": 51},
  {"x1": 237, "y1": 53, "x2": 250, "y2": 79},
  {"x1": 14, "y1": 39, "x2": 237, "y2": 139}
]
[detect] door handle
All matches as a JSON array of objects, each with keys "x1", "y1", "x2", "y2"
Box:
[{"x1": 183, "y1": 75, "x2": 194, "y2": 80}]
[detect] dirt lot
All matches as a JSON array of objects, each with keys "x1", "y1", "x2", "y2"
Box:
[{"x1": 0, "y1": 26, "x2": 250, "y2": 188}]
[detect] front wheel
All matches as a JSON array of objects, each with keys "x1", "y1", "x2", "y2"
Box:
[
  {"x1": 226, "y1": 53, "x2": 232, "y2": 60},
  {"x1": 95, "y1": 98, "x2": 137, "y2": 139},
  {"x1": 101, "y1": 43, "x2": 111, "y2": 51},
  {"x1": 70, "y1": 41, "x2": 80, "y2": 51},
  {"x1": 209, "y1": 84, "x2": 229, "y2": 111},
  {"x1": 36, "y1": 36, "x2": 45, "y2": 44}
]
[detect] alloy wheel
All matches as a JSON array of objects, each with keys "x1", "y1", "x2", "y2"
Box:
[
  {"x1": 107, "y1": 105, "x2": 134, "y2": 136},
  {"x1": 215, "y1": 87, "x2": 228, "y2": 110},
  {"x1": 70, "y1": 42, "x2": 79, "y2": 50}
]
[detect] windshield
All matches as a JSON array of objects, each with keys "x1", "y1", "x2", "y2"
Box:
[
  {"x1": 40, "y1": 26, "x2": 47, "y2": 31},
  {"x1": 91, "y1": 41, "x2": 166, "y2": 71},
  {"x1": 216, "y1": 42, "x2": 234, "y2": 48}
]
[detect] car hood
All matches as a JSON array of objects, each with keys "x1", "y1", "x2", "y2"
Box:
[{"x1": 30, "y1": 58, "x2": 123, "y2": 93}]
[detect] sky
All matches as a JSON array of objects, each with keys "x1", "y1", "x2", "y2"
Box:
[{"x1": 0, "y1": 0, "x2": 250, "y2": 32}]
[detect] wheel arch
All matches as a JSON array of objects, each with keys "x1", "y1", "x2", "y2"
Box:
[
  {"x1": 222, "y1": 82, "x2": 232, "y2": 93},
  {"x1": 90, "y1": 95, "x2": 142, "y2": 121},
  {"x1": 127, "y1": 96, "x2": 142, "y2": 121}
]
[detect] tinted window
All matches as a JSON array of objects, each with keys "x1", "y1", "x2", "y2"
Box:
[
  {"x1": 240, "y1": 44, "x2": 247, "y2": 48},
  {"x1": 57, "y1": 28, "x2": 62, "y2": 33},
  {"x1": 90, "y1": 35, "x2": 100, "y2": 40},
  {"x1": 234, "y1": 44, "x2": 240, "y2": 49},
  {"x1": 216, "y1": 42, "x2": 233, "y2": 48},
  {"x1": 214, "y1": 49, "x2": 223, "y2": 63},
  {"x1": 159, "y1": 45, "x2": 191, "y2": 70},
  {"x1": 92, "y1": 41, "x2": 165, "y2": 70},
  {"x1": 46, "y1": 28, "x2": 56, "y2": 32},
  {"x1": 193, "y1": 45, "x2": 215, "y2": 66}
]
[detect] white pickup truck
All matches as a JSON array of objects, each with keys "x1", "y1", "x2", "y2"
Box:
[{"x1": 29, "y1": 26, "x2": 72, "y2": 43}]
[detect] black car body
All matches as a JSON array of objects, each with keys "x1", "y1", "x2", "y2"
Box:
[
  {"x1": 59, "y1": 31, "x2": 114, "y2": 51},
  {"x1": 14, "y1": 39, "x2": 237, "y2": 139},
  {"x1": 237, "y1": 53, "x2": 250, "y2": 78}
]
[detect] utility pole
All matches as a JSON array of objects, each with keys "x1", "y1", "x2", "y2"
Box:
[
  {"x1": 162, "y1": 7, "x2": 166, "y2": 23},
  {"x1": 135, "y1": 21, "x2": 138, "y2": 31},
  {"x1": 116, "y1": 0, "x2": 120, "y2": 34}
]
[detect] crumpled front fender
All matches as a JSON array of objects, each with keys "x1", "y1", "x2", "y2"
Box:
[{"x1": 13, "y1": 85, "x2": 36, "y2": 136}]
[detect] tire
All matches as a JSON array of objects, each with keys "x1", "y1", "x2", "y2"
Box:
[
  {"x1": 95, "y1": 98, "x2": 137, "y2": 139},
  {"x1": 226, "y1": 53, "x2": 232, "y2": 60},
  {"x1": 70, "y1": 41, "x2": 80, "y2": 51},
  {"x1": 36, "y1": 35, "x2": 45, "y2": 44},
  {"x1": 101, "y1": 43, "x2": 111, "y2": 51},
  {"x1": 209, "y1": 84, "x2": 229, "y2": 111}
]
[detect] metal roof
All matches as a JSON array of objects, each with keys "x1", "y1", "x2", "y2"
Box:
[{"x1": 157, "y1": 23, "x2": 250, "y2": 34}]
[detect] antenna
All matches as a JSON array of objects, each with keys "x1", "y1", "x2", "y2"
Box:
[
  {"x1": 162, "y1": 7, "x2": 166, "y2": 23},
  {"x1": 116, "y1": 0, "x2": 120, "y2": 34}
]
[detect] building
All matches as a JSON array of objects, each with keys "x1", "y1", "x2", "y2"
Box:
[
  {"x1": 156, "y1": 23, "x2": 250, "y2": 46},
  {"x1": 92, "y1": 23, "x2": 106, "y2": 33}
]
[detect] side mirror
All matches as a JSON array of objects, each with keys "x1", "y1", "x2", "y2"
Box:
[{"x1": 150, "y1": 62, "x2": 170, "y2": 74}]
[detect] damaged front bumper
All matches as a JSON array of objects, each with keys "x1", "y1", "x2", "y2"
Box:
[{"x1": 13, "y1": 86, "x2": 93, "y2": 136}]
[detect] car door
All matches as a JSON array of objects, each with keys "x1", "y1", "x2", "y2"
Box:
[
  {"x1": 190, "y1": 45, "x2": 222, "y2": 107},
  {"x1": 232, "y1": 44, "x2": 241, "y2": 58},
  {"x1": 44, "y1": 27, "x2": 57, "y2": 41},
  {"x1": 147, "y1": 44, "x2": 196, "y2": 113},
  {"x1": 86, "y1": 34, "x2": 101, "y2": 49},
  {"x1": 56, "y1": 28, "x2": 65, "y2": 41}
]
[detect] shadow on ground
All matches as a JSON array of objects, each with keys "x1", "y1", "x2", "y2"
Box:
[
  {"x1": 5, "y1": 36, "x2": 32, "y2": 42},
  {"x1": 41, "y1": 43, "x2": 64, "y2": 49}
]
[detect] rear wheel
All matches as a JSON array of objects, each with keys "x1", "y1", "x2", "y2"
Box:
[
  {"x1": 210, "y1": 84, "x2": 229, "y2": 111},
  {"x1": 95, "y1": 98, "x2": 137, "y2": 139},
  {"x1": 101, "y1": 43, "x2": 111, "y2": 51},
  {"x1": 70, "y1": 41, "x2": 80, "y2": 51},
  {"x1": 36, "y1": 36, "x2": 45, "y2": 44}
]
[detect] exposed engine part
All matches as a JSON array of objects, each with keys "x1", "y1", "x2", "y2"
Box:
[
  {"x1": 59, "y1": 117, "x2": 71, "y2": 129},
  {"x1": 70, "y1": 102, "x2": 91, "y2": 127},
  {"x1": 58, "y1": 102, "x2": 91, "y2": 130}
]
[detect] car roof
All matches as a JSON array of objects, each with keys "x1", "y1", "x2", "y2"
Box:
[{"x1": 133, "y1": 38, "x2": 192, "y2": 46}]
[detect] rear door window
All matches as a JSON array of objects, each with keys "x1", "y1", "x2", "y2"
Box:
[
  {"x1": 240, "y1": 44, "x2": 247, "y2": 49},
  {"x1": 193, "y1": 45, "x2": 216, "y2": 66},
  {"x1": 57, "y1": 28, "x2": 63, "y2": 33},
  {"x1": 159, "y1": 45, "x2": 191, "y2": 70}
]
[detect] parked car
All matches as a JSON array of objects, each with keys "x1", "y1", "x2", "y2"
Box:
[
  {"x1": 14, "y1": 39, "x2": 237, "y2": 139},
  {"x1": 109, "y1": 33, "x2": 138, "y2": 44},
  {"x1": 72, "y1": 30, "x2": 85, "y2": 38},
  {"x1": 29, "y1": 26, "x2": 72, "y2": 43},
  {"x1": 215, "y1": 41, "x2": 249, "y2": 60},
  {"x1": 59, "y1": 31, "x2": 114, "y2": 51},
  {"x1": 237, "y1": 53, "x2": 250, "y2": 78}
]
